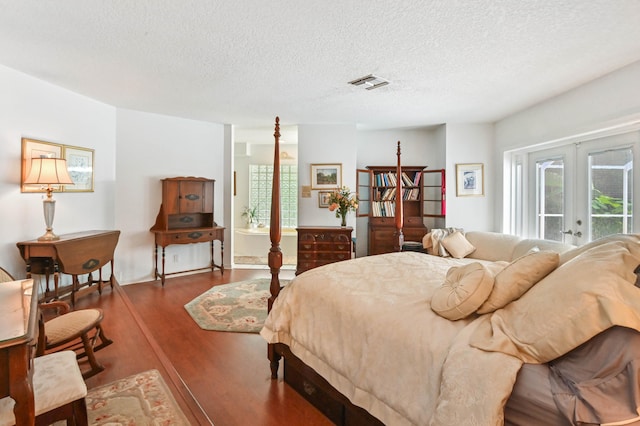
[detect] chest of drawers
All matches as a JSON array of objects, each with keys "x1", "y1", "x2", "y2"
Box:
[{"x1": 296, "y1": 227, "x2": 353, "y2": 275}]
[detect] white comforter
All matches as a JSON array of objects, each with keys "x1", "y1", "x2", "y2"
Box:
[{"x1": 260, "y1": 252, "x2": 522, "y2": 425}]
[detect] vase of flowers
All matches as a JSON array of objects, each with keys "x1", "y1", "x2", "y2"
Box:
[{"x1": 328, "y1": 186, "x2": 358, "y2": 226}]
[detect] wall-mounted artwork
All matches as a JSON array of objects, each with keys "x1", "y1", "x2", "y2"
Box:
[
  {"x1": 456, "y1": 163, "x2": 484, "y2": 197},
  {"x1": 21, "y1": 138, "x2": 63, "y2": 193},
  {"x1": 21, "y1": 137, "x2": 95, "y2": 192},
  {"x1": 63, "y1": 145, "x2": 94, "y2": 192},
  {"x1": 311, "y1": 163, "x2": 342, "y2": 190},
  {"x1": 318, "y1": 191, "x2": 332, "y2": 208}
]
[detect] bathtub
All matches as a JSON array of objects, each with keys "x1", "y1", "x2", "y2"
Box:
[{"x1": 234, "y1": 227, "x2": 297, "y2": 261}]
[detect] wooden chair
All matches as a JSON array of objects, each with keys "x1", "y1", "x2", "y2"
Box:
[
  {"x1": 0, "y1": 351, "x2": 88, "y2": 426},
  {"x1": 1, "y1": 266, "x2": 113, "y2": 379},
  {"x1": 38, "y1": 300, "x2": 113, "y2": 379}
]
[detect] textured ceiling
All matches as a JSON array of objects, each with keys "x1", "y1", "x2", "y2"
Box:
[{"x1": 1, "y1": 1, "x2": 640, "y2": 130}]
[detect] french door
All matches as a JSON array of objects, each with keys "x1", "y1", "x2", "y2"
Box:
[{"x1": 527, "y1": 131, "x2": 638, "y2": 244}]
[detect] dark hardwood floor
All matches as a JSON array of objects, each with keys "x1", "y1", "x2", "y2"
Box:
[{"x1": 73, "y1": 268, "x2": 333, "y2": 426}]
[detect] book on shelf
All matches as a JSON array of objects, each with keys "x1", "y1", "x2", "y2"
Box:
[
  {"x1": 372, "y1": 201, "x2": 395, "y2": 217},
  {"x1": 401, "y1": 171, "x2": 414, "y2": 186},
  {"x1": 375, "y1": 172, "x2": 398, "y2": 187}
]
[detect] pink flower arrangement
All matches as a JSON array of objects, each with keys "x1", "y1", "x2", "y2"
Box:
[{"x1": 328, "y1": 186, "x2": 358, "y2": 225}]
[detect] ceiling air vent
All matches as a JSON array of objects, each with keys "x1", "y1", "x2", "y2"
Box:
[{"x1": 348, "y1": 74, "x2": 389, "y2": 90}]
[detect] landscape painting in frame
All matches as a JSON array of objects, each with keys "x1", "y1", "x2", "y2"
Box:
[
  {"x1": 311, "y1": 163, "x2": 342, "y2": 190},
  {"x1": 21, "y1": 138, "x2": 63, "y2": 193},
  {"x1": 456, "y1": 163, "x2": 484, "y2": 196}
]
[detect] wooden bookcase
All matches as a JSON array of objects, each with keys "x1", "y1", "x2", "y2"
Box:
[{"x1": 356, "y1": 166, "x2": 426, "y2": 255}]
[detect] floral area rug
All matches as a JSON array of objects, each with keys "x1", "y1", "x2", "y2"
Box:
[
  {"x1": 56, "y1": 369, "x2": 190, "y2": 425},
  {"x1": 184, "y1": 278, "x2": 289, "y2": 333}
]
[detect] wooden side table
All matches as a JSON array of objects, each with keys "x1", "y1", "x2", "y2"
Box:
[
  {"x1": 16, "y1": 230, "x2": 120, "y2": 305},
  {"x1": 296, "y1": 226, "x2": 353, "y2": 275},
  {"x1": 151, "y1": 226, "x2": 225, "y2": 286}
]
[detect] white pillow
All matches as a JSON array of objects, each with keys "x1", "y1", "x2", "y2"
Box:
[
  {"x1": 470, "y1": 240, "x2": 640, "y2": 363},
  {"x1": 431, "y1": 262, "x2": 494, "y2": 320},
  {"x1": 476, "y1": 250, "x2": 559, "y2": 314},
  {"x1": 441, "y1": 231, "x2": 476, "y2": 259}
]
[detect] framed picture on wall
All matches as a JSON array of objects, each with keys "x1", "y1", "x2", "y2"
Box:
[
  {"x1": 311, "y1": 163, "x2": 342, "y2": 189},
  {"x1": 318, "y1": 191, "x2": 332, "y2": 208},
  {"x1": 456, "y1": 163, "x2": 484, "y2": 196},
  {"x1": 21, "y1": 138, "x2": 64, "y2": 193},
  {"x1": 63, "y1": 145, "x2": 94, "y2": 192}
]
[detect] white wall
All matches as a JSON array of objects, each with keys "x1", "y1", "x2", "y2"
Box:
[
  {"x1": 298, "y1": 124, "x2": 359, "y2": 227},
  {"x1": 0, "y1": 65, "x2": 116, "y2": 280},
  {"x1": 6, "y1": 57, "x2": 640, "y2": 283},
  {"x1": 494, "y1": 59, "x2": 640, "y2": 230},
  {"x1": 114, "y1": 109, "x2": 225, "y2": 284},
  {"x1": 444, "y1": 123, "x2": 495, "y2": 231}
]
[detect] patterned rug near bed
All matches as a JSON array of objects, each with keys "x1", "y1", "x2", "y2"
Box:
[
  {"x1": 184, "y1": 278, "x2": 289, "y2": 333},
  {"x1": 55, "y1": 369, "x2": 190, "y2": 425}
]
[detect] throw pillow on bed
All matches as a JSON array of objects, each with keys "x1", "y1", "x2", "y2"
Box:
[
  {"x1": 470, "y1": 240, "x2": 640, "y2": 364},
  {"x1": 431, "y1": 262, "x2": 494, "y2": 321},
  {"x1": 476, "y1": 250, "x2": 559, "y2": 314},
  {"x1": 440, "y1": 231, "x2": 476, "y2": 259}
]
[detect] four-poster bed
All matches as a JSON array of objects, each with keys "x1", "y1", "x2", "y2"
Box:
[{"x1": 262, "y1": 117, "x2": 640, "y2": 426}]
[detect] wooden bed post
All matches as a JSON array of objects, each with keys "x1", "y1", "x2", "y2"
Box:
[
  {"x1": 393, "y1": 141, "x2": 404, "y2": 251},
  {"x1": 268, "y1": 116, "x2": 283, "y2": 379}
]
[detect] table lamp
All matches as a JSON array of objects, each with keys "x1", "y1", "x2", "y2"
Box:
[{"x1": 24, "y1": 157, "x2": 74, "y2": 241}]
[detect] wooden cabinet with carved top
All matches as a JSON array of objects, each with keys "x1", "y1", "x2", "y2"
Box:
[
  {"x1": 296, "y1": 226, "x2": 353, "y2": 275},
  {"x1": 150, "y1": 177, "x2": 224, "y2": 285}
]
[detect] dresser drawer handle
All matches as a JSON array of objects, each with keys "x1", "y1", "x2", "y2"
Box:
[
  {"x1": 185, "y1": 194, "x2": 200, "y2": 201},
  {"x1": 187, "y1": 232, "x2": 203, "y2": 239}
]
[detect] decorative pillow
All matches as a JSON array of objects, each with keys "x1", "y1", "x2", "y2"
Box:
[
  {"x1": 476, "y1": 250, "x2": 559, "y2": 314},
  {"x1": 485, "y1": 260, "x2": 509, "y2": 276},
  {"x1": 441, "y1": 231, "x2": 476, "y2": 259},
  {"x1": 423, "y1": 228, "x2": 464, "y2": 257},
  {"x1": 470, "y1": 241, "x2": 640, "y2": 363},
  {"x1": 431, "y1": 262, "x2": 494, "y2": 321}
]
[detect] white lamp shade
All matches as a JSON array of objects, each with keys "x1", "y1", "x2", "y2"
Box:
[{"x1": 24, "y1": 158, "x2": 74, "y2": 185}]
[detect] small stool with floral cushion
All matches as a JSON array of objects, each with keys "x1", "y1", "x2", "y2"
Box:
[
  {"x1": 38, "y1": 300, "x2": 113, "y2": 379},
  {"x1": 0, "y1": 350, "x2": 88, "y2": 426}
]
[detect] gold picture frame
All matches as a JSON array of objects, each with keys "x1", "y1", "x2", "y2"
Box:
[
  {"x1": 456, "y1": 163, "x2": 484, "y2": 197},
  {"x1": 63, "y1": 145, "x2": 94, "y2": 192},
  {"x1": 21, "y1": 138, "x2": 64, "y2": 193},
  {"x1": 311, "y1": 163, "x2": 342, "y2": 190}
]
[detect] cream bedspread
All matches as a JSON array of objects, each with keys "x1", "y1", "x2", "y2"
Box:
[
  {"x1": 261, "y1": 236, "x2": 640, "y2": 425},
  {"x1": 260, "y1": 252, "x2": 522, "y2": 425}
]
